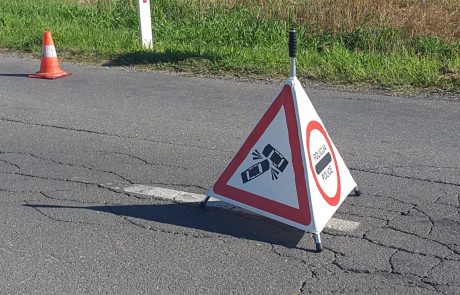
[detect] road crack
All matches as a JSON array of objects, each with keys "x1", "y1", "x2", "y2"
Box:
[
  {"x1": 104, "y1": 151, "x2": 189, "y2": 171},
  {"x1": 350, "y1": 167, "x2": 460, "y2": 187},
  {"x1": 39, "y1": 191, "x2": 112, "y2": 206},
  {"x1": 0, "y1": 150, "x2": 135, "y2": 185},
  {"x1": 23, "y1": 200, "x2": 104, "y2": 227},
  {"x1": 0, "y1": 158, "x2": 20, "y2": 170},
  {"x1": 387, "y1": 224, "x2": 460, "y2": 256},
  {"x1": 410, "y1": 207, "x2": 435, "y2": 236},
  {"x1": 29, "y1": 152, "x2": 133, "y2": 184},
  {"x1": 421, "y1": 258, "x2": 445, "y2": 288},
  {"x1": 0, "y1": 117, "x2": 228, "y2": 153}
]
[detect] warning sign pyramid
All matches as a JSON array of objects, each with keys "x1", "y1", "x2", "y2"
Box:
[
  {"x1": 206, "y1": 28, "x2": 358, "y2": 253},
  {"x1": 207, "y1": 77, "x2": 357, "y2": 234}
]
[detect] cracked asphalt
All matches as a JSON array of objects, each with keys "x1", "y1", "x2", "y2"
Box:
[{"x1": 0, "y1": 54, "x2": 459, "y2": 294}]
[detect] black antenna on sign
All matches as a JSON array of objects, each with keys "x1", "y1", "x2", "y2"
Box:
[{"x1": 289, "y1": 28, "x2": 297, "y2": 78}]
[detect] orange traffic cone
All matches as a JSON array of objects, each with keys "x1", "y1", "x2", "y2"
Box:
[{"x1": 29, "y1": 32, "x2": 71, "y2": 79}]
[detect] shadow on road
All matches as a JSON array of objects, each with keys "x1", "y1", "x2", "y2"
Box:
[
  {"x1": 103, "y1": 50, "x2": 219, "y2": 66},
  {"x1": 25, "y1": 202, "x2": 309, "y2": 250},
  {"x1": 0, "y1": 73, "x2": 30, "y2": 78}
]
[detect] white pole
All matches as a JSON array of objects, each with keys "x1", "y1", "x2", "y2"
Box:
[{"x1": 137, "y1": 0, "x2": 153, "y2": 49}]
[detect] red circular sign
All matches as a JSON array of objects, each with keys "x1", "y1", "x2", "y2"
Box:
[{"x1": 306, "y1": 121, "x2": 341, "y2": 206}]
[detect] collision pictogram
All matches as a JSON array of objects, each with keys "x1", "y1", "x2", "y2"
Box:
[{"x1": 241, "y1": 144, "x2": 289, "y2": 183}]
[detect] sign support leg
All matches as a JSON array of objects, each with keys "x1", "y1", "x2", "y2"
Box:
[
  {"x1": 199, "y1": 195, "x2": 211, "y2": 209},
  {"x1": 353, "y1": 186, "x2": 361, "y2": 196},
  {"x1": 348, "y1": 186, "x2": 361, "y2": 196},
  {"x1": 313, "y1": 233, "x2": 323, "y2": 253}
]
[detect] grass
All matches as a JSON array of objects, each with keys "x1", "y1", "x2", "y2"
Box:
[{"x1": 0, "y1": 0, "x2": 459, "y2": 92}]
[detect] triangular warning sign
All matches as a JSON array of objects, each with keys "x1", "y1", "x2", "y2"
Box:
[
  {"x1": 212, "y1": 84, "x2": 311, "y2": 227},
  {"x1": 208, "y1": 78, "x2": 357, "y2": 233}
]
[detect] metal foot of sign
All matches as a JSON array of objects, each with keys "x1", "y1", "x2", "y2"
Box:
[{"x1": 313, "y1": 233, "x2": 323, "y2": 253}]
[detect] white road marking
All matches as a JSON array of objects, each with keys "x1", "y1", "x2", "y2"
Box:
[
  {"x1": 324, "y1": 217, "x2": 360, "y2": 232},
  {"x1": 122, "y1": 184, "x2": 360, "y2": 232},
  {"x1": 123, "y1": 185, "x2": 235, "y2": 209}
]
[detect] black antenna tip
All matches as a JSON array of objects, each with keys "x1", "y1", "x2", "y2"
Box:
[{"x1": 289, "y1": 28, "x2": 297, "y2": 58}]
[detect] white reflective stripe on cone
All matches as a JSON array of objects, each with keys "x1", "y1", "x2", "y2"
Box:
[{"x1": 41, "y1": 45, "x2": 57, "y2": 58}]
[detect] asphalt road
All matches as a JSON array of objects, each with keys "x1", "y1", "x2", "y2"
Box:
[{"x1": 0, "y1": 54, "x2": 459, "y2": 295}]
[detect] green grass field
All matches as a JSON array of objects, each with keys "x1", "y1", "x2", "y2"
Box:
[{"x1": 1, "y1": 0, "x2": 459, "y2": 92}]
